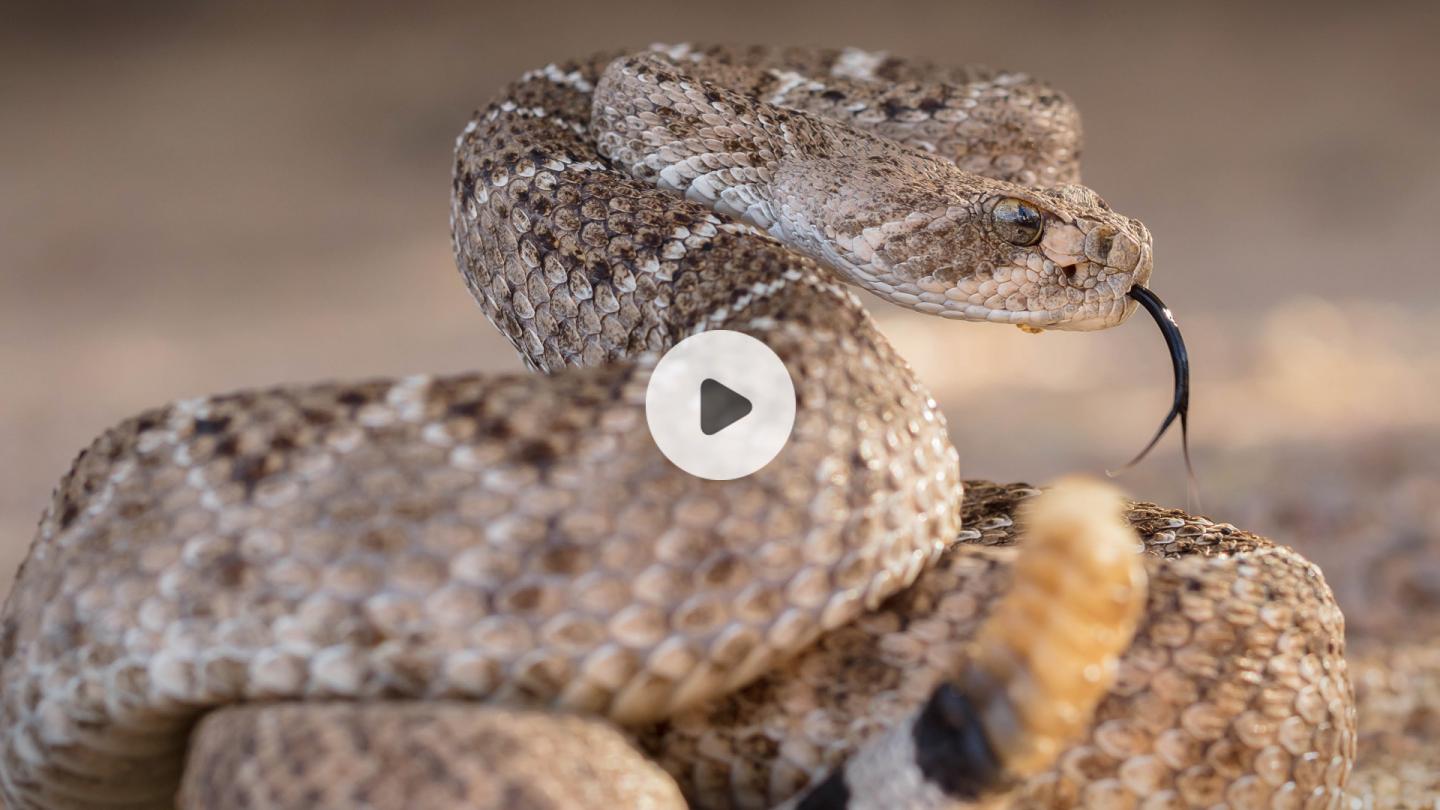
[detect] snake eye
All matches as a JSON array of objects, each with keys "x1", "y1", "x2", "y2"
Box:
[{"x1": 991, "y1": 197, "x2": 1045, "y2": 246}]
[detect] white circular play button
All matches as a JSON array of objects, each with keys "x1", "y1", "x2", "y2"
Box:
[{"x1": 644, "y1": 330, "x2": 797, "y2": 480}]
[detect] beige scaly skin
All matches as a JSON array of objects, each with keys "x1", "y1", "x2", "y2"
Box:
[{"x1": 0, "y1": 46, "x2": 1354, "y2": 808}]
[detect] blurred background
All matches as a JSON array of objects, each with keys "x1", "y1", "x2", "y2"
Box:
[{"x1": 2, "y1": 0, "x2": 1438, "y2": 719}]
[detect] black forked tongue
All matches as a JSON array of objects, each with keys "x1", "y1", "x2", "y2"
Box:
[{"x1": 1109, "y1": 286, "x2": 1197, "y2": 497}]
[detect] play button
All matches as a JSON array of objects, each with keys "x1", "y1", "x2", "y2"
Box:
[
  {"x1": 644, "y1": 330, "x2": 796, "y2": 480},
  {"x1": 699, "y1": 379, "x2": 752, "y2": 435}
]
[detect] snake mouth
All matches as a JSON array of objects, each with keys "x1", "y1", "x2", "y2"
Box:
[{"x1": 1112, "y1": 285, "x2": 1194, "y2": 482}]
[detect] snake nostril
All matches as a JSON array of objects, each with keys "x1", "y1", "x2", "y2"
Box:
[
  {"x1": 1084, "y1": 226, "x2": 1117, "y2": 266},
  {"x1": 1061, "y1": 264, "x2": 1078, "y2": 280}
]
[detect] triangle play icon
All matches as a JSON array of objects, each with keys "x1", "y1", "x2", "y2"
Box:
[{"x1": 699, "y1": 378, "x2": 753, "y2": 435}]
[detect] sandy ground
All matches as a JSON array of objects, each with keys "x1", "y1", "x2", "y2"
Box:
[{"x1": 1, "y1": 0, "x2": 1438, "y2": 801}]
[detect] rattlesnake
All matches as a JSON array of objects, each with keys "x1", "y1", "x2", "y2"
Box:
[{"x1": 0, "y1": 45, "x2": 1355, "y2": 808}]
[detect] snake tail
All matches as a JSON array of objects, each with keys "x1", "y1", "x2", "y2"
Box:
[{"x1": 785, "y1": 478, "x2": 1147, "y2": 809}]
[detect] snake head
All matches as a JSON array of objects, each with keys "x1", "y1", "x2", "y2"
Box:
[
  {"x1": 891, "y1": 181, "x2": 1153, "y2": 331},
  {"x1": 1026, "y1": 184, "x2": 1153, "y2": 329}
]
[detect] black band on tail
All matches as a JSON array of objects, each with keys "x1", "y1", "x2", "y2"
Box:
[
  {"x1": 789, "y1": 682, "x2": 1003, "y2": 809},
  {"x1": 912, "y1": 682, "x2": 1005, "y2": 798},
  {"x1": 793, "y1": 769, "x2": 851, "y2": 810}
]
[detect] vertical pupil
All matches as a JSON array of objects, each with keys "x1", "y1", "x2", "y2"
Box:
[
  {"x1": 997, "y1": 199, "x2": 1041, "y2": 244},
  {"x1": 1002, "y1": 201, "x2": 1035, "y2": 225},
  {"x1": 1011, "y1": 203, "x2": 1037, "y2": 228}
]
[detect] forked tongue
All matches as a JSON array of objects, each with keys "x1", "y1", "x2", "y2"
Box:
[{"x1": 1108, "y1": 286, "x2": 1197, "y2": 502}]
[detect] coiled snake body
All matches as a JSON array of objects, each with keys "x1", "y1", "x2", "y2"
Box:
[{"x1": 0, "y1": 46, "x2": 1354, "y2": 809}]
